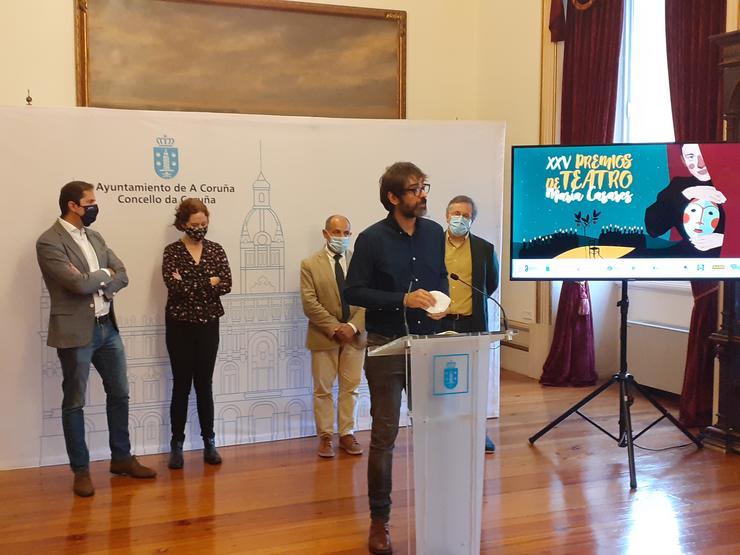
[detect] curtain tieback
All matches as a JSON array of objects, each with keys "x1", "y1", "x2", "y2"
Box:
[
  {"x1": 694, "y1": 285, "x2": 720, "y2": 301},
  {"x1": 571, "y1": 0, "x2": 596, "y2": 11}
]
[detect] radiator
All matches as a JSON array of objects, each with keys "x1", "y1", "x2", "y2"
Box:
[{"x1": 626, "y1": 321, "x2": 688, "y2": 395}]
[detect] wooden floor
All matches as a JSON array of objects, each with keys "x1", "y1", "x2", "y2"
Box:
[{"x1": 2, "y1": 370, "x2": 739, "y2": 554}]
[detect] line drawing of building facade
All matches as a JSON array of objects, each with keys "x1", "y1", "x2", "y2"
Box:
[{"x1": 38, "y1": 155, "x2": 374, "y2": 467}]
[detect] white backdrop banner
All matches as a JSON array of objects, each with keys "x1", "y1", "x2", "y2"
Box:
[{"x1": 0, "y1": 106, "x2": 505, "y2": 469}]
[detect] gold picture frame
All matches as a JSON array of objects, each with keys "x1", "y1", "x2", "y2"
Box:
[{"x1": 75, "y1": 0, "x2": 406, "y2": 118}]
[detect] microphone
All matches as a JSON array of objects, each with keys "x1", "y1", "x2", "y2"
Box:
[{"x1": 449, "y1": 273, "x2": 509, "y2": 332}]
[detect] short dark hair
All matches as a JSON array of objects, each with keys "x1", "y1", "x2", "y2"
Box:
[
  {"x1": 446, "y1": 195, "x2": 478, "y2": 221},
  {"x1": 173, "y1": 198, "x2": 210, "y2": 231},
  {"x1": 59, "y1": 181, "x2": 94, "y2": 216},
  {"x1": 379, "y1": 162, "x2": 427, "y2": 212}
]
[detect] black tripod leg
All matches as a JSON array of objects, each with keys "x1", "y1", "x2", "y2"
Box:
[
  {"x1": 618, "y1": 381, "x2": 635, "y2": 447},
  {"x1": 631, "y1": 380, "x2": 704, "y2": 448},
  {"x1": 529, "y1": 377, "x2": 616, "y2": 444},
  {"x1": 620, "y1": 377, "x2": 637, "y2": 489}
]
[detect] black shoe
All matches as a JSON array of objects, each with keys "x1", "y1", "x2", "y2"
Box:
[
  {"x1": 203, "y1": 437, "x2": 222, "y2": 465},
  {"x1": 168, "y1": 439, "x2": 184, "y2": 469}
]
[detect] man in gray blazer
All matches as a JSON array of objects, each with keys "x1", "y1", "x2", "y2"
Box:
[{"x1": 36, "y1": 181, "x2": 156, "y2": 497}]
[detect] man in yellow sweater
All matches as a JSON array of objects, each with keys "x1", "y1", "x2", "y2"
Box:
[{"x1": 442, "y1": 195, "x2": 500, "y2": 453}]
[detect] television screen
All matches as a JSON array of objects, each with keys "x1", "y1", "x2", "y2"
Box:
[{"x1": 510, "y1": 142, "x2": 740, "y2": 280}]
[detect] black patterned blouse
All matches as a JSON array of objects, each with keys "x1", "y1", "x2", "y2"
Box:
[{"x1": 162, "y1": 238, "x2": 232, "y2": 324}]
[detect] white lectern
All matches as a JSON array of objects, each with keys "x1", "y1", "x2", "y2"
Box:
[{"x1": 369, "y1": 331, "x2": 509, "y2": 555}]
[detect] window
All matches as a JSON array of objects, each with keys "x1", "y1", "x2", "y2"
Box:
[
  {"x1": 613, "y1": 1, "x2": 688, "y2": 298},
  {"x1": 614, "y1": 0, "x2": 675, "y2": 143}
]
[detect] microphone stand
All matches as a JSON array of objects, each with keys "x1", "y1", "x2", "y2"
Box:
[{"x1": 449, "y1": 273, "x2": 509, "y2": 331}]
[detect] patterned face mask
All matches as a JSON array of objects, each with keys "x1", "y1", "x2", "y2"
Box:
[{"x1": 185, "y1": 226, "x2": 208, "y2": 242}]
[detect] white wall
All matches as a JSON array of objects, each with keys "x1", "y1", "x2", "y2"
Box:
[
  {"x1": 477, "y1": 0, "x2": 543, "y2": 326},
  {"x1": 0, "y1": 0, "x2": 76, "y2": 107}
]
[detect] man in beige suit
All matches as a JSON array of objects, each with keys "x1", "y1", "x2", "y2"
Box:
[{"x1": 300, "y1": 215, "x2": 367, "y2": 458}]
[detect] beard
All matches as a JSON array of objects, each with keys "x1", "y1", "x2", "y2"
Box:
[{"x1": 398, "y1": 198, "x2": 427, "y2": 218}]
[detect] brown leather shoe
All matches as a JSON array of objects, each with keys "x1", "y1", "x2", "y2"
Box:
[
  {"x1": 110, "y1": 455, "x2": 157, "y2": 478},
  {"x1": 339, "y1": 433, "x2": 363, "y2": 455},
  {"x1": 368, "y1": 518, "x2": 392, "y2": 554},
  {"x1": 317, "y1": 435, "x2": 335, "y2": 458},
  {"x1": 73, "y1": 469, "x2": 94, "y2": 497}
]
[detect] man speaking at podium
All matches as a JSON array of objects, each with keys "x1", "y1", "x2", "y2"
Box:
[
  {"x1": 345, "y1": 162, "x2": 448, "y2": 554},
  {"x1": 441, "y1": 195, "x2": 500, "y2": 453}
]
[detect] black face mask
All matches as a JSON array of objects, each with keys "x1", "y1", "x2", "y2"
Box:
[
  {"x1": 185, "y1": 226, "x2": 207, "y2": 242},
  {"x1": 79, "y1": 204, "x2": 99, "y2": 226}
]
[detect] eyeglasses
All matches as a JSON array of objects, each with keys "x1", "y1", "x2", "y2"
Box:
[{"x1": 405, "y1": 183, "x2": 431, "y2": 196}]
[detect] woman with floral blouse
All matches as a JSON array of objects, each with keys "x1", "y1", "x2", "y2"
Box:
[{"x1": 162, "y1": 198, "x2": 231, "y2": 469}]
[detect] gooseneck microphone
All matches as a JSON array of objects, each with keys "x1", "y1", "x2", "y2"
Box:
[
  {"x1": 402, "y1": 279, "x2": 413, "y2": 339},
  {"x1": 449, "y1": 273, "x2": 509, "y2": 331}
]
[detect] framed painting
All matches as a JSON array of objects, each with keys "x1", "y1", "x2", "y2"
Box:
[{"x1": 75, "y1": 0, "x2": 406, "y2": 118}]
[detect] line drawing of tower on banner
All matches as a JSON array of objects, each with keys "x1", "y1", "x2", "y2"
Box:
[{"x1": 38, "y1": 145, "x2": 372, "y2": 467}]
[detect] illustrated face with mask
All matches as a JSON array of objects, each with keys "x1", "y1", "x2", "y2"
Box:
[
  {"x1": 322, "y1": 215, "x2": 352, "y2": 255},
  {"x1": 70, "y1": 189, "x2": 99, "y2": 227},
  {"x1": 184, "y1": 211, "x2": 209, "y2": 242},
  {"x1": 446, "y1": 201, "x2": 474, "y2": 238},
  {"x1": 683, "y1": 199, "x2": 720, "y2": 238}
]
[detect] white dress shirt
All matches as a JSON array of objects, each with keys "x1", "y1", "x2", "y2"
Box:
[{"x1": 58, "y1": 218, "x2": 110, "y2": 317}]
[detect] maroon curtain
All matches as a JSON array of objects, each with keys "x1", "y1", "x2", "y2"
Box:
[
  {"x1": 541, "y1": 282, "x2": 597, "y2": 387},
  {"x1": 665, "y1": 0, "x2": 726, "y2": 142},
  {"x1": 665, "y1": 0, "x2": 725, "y2": 427},
  {"x1": 560, "y1": 0, "x2": 624, "y2": 145},
  {"x1": 679, "y1": 282, "x2": 720, "y2": 426},
  {"x1": 541, "y1": 0, "x2": 624, "y2": 386}
]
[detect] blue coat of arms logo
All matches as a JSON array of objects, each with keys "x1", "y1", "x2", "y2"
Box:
[
  {"x1": 444, "y1": 361, "x2": 459, "y2": 390},
  {"x1": 154, "y1": 135, "x2": 179, "y2": 179}
]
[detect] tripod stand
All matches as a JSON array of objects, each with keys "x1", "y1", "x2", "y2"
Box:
[{"x1": 529, "y1": 280, "x2": 703, "y2": 489}]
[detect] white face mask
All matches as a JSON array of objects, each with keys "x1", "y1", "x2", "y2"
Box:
[
  {"x1": 328, "y1": 236, "x2": 350, "y2": 254},
  {"x1": 448, "y1": 215, "x2": 472, "y2": 237}
]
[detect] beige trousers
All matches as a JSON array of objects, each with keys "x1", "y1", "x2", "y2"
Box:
[{"x1": 311, "y1": 344, "x2": 365, "y2": 437}]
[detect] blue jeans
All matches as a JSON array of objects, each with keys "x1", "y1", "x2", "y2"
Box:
[
  {"x1": 57, "y1": 319, "x2": 131, "y2": 471},
  {"x1": 364, "y1": 333, "x2": 410, "y2": 523}
]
